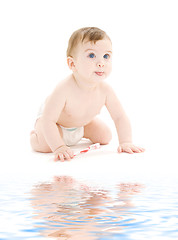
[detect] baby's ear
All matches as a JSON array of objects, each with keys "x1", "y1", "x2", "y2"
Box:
[{"x1": 67, "y1": 57, "x2": 75, "y2": 70}]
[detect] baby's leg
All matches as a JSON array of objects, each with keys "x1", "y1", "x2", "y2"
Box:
[{"x1": 84, "y1": 117, "x2": 112, "y2": 145}]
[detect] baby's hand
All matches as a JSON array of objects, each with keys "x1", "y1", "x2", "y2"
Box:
[
  {"x1": 118, "y1": 143, "x2": 145, "y2": 154},
  {"x1": 54, "y1": 145, "x2": 74, "y2": 161}
]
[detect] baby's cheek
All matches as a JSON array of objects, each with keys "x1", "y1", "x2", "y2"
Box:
[{"x1": 107, "y1": 65, "x2": 112, "y2": 74}]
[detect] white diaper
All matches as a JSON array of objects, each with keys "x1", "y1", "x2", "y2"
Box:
[{"x1": 60, "y1": 125, "x2": 84, "y2": 146}]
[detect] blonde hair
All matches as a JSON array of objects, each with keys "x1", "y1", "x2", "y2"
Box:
[{"x1": 67, "y1": 27, "x2": 111, "y2": 57}]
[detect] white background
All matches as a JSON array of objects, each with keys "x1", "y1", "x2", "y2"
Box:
[{"x1": 0, "y1": 0, "x2": 178, "y2": 167}]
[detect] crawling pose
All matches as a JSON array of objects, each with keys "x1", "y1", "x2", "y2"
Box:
[{"x1": 30, "y1": 27, "x2": 145, "y2": 161}]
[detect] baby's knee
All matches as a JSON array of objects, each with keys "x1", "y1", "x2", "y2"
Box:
[
  {"x1": 100, "y1": 128, "x2": 112, "y2": 145},
  {"x1": 30, "y1": 132, "x2": 39, "y2": 152}
]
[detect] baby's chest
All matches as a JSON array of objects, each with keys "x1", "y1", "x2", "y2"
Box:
[{"x1": 63, "y1": 97, "x2": 104, "y2": 119}]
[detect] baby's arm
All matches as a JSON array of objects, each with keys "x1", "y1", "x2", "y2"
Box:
[
  {"x1": 105, "y1": 85, "x2": 144, "y2": 154},
  {"x1": 41, "y1": 86, "x2": 73, "y2": 160}
]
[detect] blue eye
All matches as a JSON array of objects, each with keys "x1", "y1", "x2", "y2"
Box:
[
  {"x1": 103, "y1": 54, "x2": 110, "y2": 59},
  {"x1": 89, "y1": 53, "x2": 95, "y2": 58}
]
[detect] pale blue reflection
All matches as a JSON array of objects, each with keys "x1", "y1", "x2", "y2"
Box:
[{"x1": 1, "y1": 175, "x2": 178, "y2": 239}]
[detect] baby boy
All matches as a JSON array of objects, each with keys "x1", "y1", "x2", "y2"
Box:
[{"x1": 30, "y1": 27, "x2": 145, "y2": 161}]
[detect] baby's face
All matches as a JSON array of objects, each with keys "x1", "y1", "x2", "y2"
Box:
[{"x1": 73, "y1": 38, "x2": 112, "y2": 82}]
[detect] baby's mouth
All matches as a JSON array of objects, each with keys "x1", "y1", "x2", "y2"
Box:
[{"x1": 95, "y1": 71, "x2": 104, "y2": 76}]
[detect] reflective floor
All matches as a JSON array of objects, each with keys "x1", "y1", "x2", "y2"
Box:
[
  {"x1": 29, "y1": 177, "x2": 178, "y2": 240},
  {"x1": 1, "y1": 144, "x2": 178, "y2": 240}
]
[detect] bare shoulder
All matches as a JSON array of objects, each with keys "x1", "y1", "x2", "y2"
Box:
[
  {"x1": 100, "y1": 81, "x2": 116, "y2": 96},
  {"x1": 100, "y1": 81, "x2": 121, "y2": 106},
  {"x1": 48, "y1": 75, "x2": 73, "y2": 99},
  {"x1": 53, "y1": 75, "x2": 73, "y2": 93}
]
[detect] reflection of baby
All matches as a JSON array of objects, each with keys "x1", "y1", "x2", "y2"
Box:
[
  {"x1": 30, "y1": 176, "x2": 144, "y2": 238},
  {"x1": 30, "y1": 27, "x2": 145, "y2": 161}
]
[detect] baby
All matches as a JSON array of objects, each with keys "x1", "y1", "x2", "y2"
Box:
[{"x1": 30, "y1": 27, "x2": 145, "y2": 161}]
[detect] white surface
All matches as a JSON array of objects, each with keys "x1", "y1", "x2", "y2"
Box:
[{"x1": 0, "y1": 0, "x2": 178, "y2": 186}]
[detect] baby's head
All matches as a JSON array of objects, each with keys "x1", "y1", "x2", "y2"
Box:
[
  {"x1": 67, "y1": 27, "x2": 112, "y2": 81},
  {"x1": 67, "y1": 27, "x2": 111, "y2": 58}
]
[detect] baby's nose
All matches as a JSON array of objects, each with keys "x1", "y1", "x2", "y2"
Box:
[{"x1": 97, "y1": 62, "x2": 104, "y2": 68}]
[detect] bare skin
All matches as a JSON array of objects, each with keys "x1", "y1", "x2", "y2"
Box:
[{"x1": 30, "y1": 39, "x2": 145, "y2": 161}]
